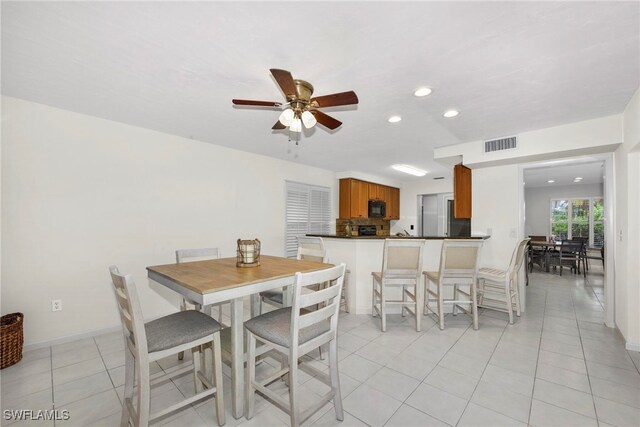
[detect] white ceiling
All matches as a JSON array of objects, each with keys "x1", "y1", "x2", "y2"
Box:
[
  {"x1": 2, "y1": 2, "x2": 639, "y2": 180},
  {"x1": 524, "y1": 160, "x2": 604, "y2": 188}
]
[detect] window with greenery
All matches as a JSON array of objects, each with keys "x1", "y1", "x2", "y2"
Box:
[{"x1": 550, "y1": 197, "x2": 604, "y2": 248}]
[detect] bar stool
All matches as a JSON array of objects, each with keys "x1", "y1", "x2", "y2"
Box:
[{"x1": 109, "y1": 266, "x2": 224, "y2": 427}]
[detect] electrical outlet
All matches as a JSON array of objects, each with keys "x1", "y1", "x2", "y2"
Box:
[{"x1": 52, "y1": 299, "x2": 62, "y2": 312}]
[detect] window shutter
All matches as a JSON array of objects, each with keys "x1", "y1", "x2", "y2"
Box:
[{"x1": 285, "y1": 182, "x2": 331, "y2": 258}]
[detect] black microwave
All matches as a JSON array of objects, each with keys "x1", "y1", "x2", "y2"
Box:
[{"x1": 368, "y1": 200, "x2": 386, "y2": 218}]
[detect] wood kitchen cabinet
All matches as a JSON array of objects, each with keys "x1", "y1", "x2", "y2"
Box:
[
  {"x1": 339, "y1": 179, "x2": 369, "y2": 218},
  {"x1": 339, "y1": 178, "x2": 400, "y2": 219},
  {"x1": 387, "y1": 187, "x2": 400, "y2": 220},
  {"x1": 454, "y1": 163, "x2": 472, "y2": 219}
]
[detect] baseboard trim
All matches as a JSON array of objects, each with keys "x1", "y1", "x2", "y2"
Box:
[
  {"x1": 23, "y1": 324, "x2": 122, "y2": 352},
  {"x1": 626, "y1": 341, "x2": 640, "y2": 352}
]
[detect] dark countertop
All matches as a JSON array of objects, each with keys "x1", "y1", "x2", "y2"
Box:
[{"x1": 306, "y1": 234, "x2": 490, "y2": 240}]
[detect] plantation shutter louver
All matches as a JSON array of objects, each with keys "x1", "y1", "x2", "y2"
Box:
[{"x1": 285, "y1": 182, "x2": 331, "y2": 258}]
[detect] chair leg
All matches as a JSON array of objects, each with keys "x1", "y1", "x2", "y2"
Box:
[
  {"x1": 371, "y1": 277, "x2": 377, "y2": 318},
  {"x1": 344, "y1": 272, "x2": 350, "y2": 313},
  {"x1": 192, "y1": 345, "x2": 204, "y2": 393},
  {"x1": 471, "y1": 282, "x2": 478, "y2": 330},
  {"x1": 452, "y1": 285, "x2": 458, "y2": 316},
  {"x1": 288, "y1": 351, "x2": 300, "y2": 427},
  {"x1": 318, "y1": 344, "x2": 325, "y2": 360},
  {"x1": 212, "y1": 333, "x2": 225, "y2": 426},
  {"x1": 328, "y1": 339, "x2": 344, "y2": 421},
  {"x1": 477, "y1": 278, "x2": 485, "y2": 306},
  {"x1": 437, "y1": 282, "x2": 444, "y2": 330},
  {"x1": 178, "y1": 298, "x2": 187, "y2": 361},
  {"x1": 513, "y1": 278, "x2": 521, "y2": 317},
  {"x1": 120, "y1": 345, "x2": 135, "y2": 427},
  {"x1": 380, "y1": 282, "x2": 387, "y2": 332},
  {"x1": 401, "y1": 286, "x2": 407, "y2": 317},
  {"x1": 135, "y1": 358, "x2": 150, "y2": 427},
  {"x1": 505, "y1": 278, "x2": 514, "y2": 324},
  {"x1": 415, "y1": 282, "x2": 422, "y2": 332},
  {"x1": 245, "y1": 332, "x2": 257, "y2": 420},
  {"x1": 423, "y1": 280, "x2": 430, "y2": 316}
]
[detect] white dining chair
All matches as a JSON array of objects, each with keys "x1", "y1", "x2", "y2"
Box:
[
  {"x1": 260, "y1": 236, "x2": 327, "y2": 311},
  {"x1": 175, "y1": 247, "x2": 227, "y2": 362},
  {"x1": 477, "y1": 238, "x2": 529, "y2": 324},
  {"x1": 423, "y1": 239, "x2": 483, "y2": 330},
  {"x1": 109, "y1": 266, "x2": 224, "y2": 427},
  {"x1": 245, "y1": 263, "x2": 346, "y2": 427},
  {"x1": 371, "y1": 239, "x2": 425, "y2": 332}
]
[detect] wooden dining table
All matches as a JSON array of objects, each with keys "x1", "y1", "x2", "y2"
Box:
[{"x1": 146, "y1": 255, "x2": 333, "y2": 419}]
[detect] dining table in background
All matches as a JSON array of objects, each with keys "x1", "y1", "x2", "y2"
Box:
[{"x1": 147, "y1": 255, "x2": 333, "y2": 419}]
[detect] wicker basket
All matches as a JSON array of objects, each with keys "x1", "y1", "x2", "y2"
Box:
[{"x1": 1, "y1": 313, "x2": 24, "y2": 369}]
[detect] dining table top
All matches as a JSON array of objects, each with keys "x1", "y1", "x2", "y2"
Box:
[{"x1": 146, "y1": 255, "x2": 333, "y2": 295}]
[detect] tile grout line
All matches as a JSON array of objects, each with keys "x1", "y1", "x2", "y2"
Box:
[
  {"x1": 572, "y1": 286, "x2": 601, "y2": 426},
  {"x1": 526, "y1": 280, "x2": 548, "y2": 426},
  {"x1": 452, "y1": 316, "x2": 510, "y2": 427}
]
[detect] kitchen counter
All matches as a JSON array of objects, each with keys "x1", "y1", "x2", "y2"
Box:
[{"x1": 307, "y1": 234, "x2": 490, "y2": 240}]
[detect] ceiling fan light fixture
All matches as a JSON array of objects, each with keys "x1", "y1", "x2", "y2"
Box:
[
  {"x1": 290, "y1": 118, "x2": 302, "y2": 133},
  {"x1": 392, "y1": 164, "x2": 427, "y2": 177},
  {"x1": 278, "y1": 108, "x2": 295, "y2": 126},
  {"x1": 301, "y1": 110, "x2": 317, "y2": 128}
]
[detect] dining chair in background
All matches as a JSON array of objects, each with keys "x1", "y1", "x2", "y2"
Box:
[
  {"x1": 260, "y1": 236, "x2": 327, "y2": 312},
  {"x1": 424, "y1": 239, "x2": 483, "y2": 330},
  {"x1": 109, "y1": 266, "x2": 225, "y2": 427},
  {"x1": 244, "y1": 263, "x2": 346, "y2": 427},
  {"x1": 175, "y1": 247, "x2": 226, "y2": 361},
  {"x1": 548, "y1": 240, "x2": 584, "y2": 276},
  {"x1": 477, "y1": 238, "x2": 529, "y2": 324},
  {"x1": 371, "y1": 239, "x2": 425, "y2": 332}
]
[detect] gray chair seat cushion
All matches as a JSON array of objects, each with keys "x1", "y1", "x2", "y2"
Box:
[
  {"x1": 260, "y1": 290, "x2": 283, "y2": 304},
  {"x1": 244, "y1": 308, "x2": 329, "y2": 348},
  {"x1": 145, "y1": 310, "x2": 222, "y2": 353}
]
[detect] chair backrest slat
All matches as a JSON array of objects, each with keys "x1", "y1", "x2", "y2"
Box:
[
  {"x1": 109, "y1": 265, "x2": 148, "y2": 355},
  {"x1": 382, "y1": 239, "x2": 425, "y2": 278},
  {"x1": 298, "y1": 280, "x2": 342, "y2": 309},
  {"x1": 508, "y1": 238, "x2": 530, "y2": 280},
  {"x1": 176, "y1": 247, "x2": 220, "y2": 263},
  {"x1": 439, "y1": 239, "x2": 483, "y2": 279},
  {"x1": 297, "y1": 236, "x2": 327, "y2": 263},
  {"x1": 290, "y1": 264, "x2": 346, "y2": 348},
  {"x1": 298, "y1": 304, "x2": 336, "y2": 329}
]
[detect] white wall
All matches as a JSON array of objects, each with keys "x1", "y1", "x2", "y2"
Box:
[
  {"x1": 524, "y1": 183, "x2": 604, "y2": 237},
  {"x1": 615, "y1": 88, "x2": 640, "y2": 350},
  {"x1": 394, "y1": 177, "x2": 453, "y2": 235},
  {"x1": 1, "y1": 96, "x2": 338, "y2": 345}
]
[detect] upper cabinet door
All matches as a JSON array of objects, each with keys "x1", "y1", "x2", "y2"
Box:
[
  {"x1": 351, "y1": 179, "x2": 369, "y2": 218},
  {"x1": 368, "y1": 183, "x2": 380, "y2": 200},
  {"x1": 388, "y1": 187, "x2": 400, "y2": 220},
  {"x1": 454, "y1": 164, "x2": 472, "y2": 219}
]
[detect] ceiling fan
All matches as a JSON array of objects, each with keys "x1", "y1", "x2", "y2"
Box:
[{"x1": 232, "y1": 69, "x2": 358, "y2": 133}]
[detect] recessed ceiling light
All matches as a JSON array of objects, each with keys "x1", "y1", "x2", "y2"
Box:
[
  {"x1": 443, "y1": 110, "x2": 459, "y2": 118},
  {"x1": 388, "y1": 115, "x2": 402, "y2": 123},
  {"x1": 414, "y1": 87, "x2": 432, "y2": 97},
  {"x1": 574, "y1": 177, "x2": 583, "y2": 180},
  {"x1": 547, "y1": 180, "x2": 555, "y2": 183},
  {"x1": 392, "y1": 164, "x2": 427, "y2": 177}
]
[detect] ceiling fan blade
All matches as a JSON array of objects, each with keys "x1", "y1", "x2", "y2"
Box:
[
  {"x1": 272, "y1": 120, "x2": 286, "y2": 130},
  {"x1": 270, "y1": 69, "x2": 297, "y2": 98},
  {"x1": 232, "y1": 99, "x2": 282, "y2": 107},
  {"x1": 311, "y1": 91, "x2": 359, "y2": 108},
  {"x1": 312, "y1": 110, "x2": 342, "y2": 130}
]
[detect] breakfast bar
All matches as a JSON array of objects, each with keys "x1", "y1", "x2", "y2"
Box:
[{"x1": 307, "y1": 234, "x2": 490, "y2": 314}]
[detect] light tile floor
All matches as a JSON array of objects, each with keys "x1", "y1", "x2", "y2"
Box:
[{"x1": 2, "y1": 264, "x2": 640, "y2": 426}]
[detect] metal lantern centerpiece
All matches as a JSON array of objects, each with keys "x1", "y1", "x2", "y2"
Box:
[{"x1": 237, "y1": 238, "x2": 261, "y2": 268}]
